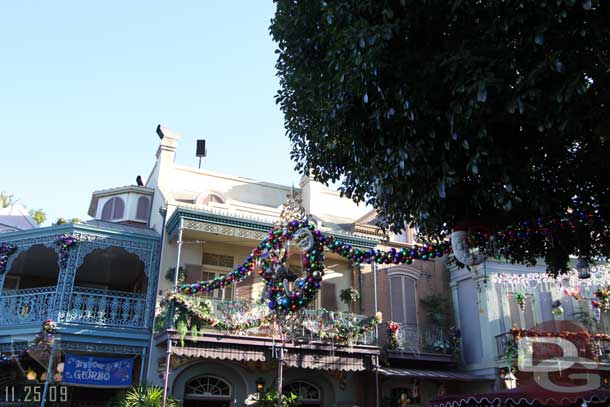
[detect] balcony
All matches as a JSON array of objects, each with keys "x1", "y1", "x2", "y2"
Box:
[
  {"x1": 388, "y1": 322, "x2": 458, "y2": 361},
  {"x1": 0, "y1": 286, "x2": 146, "y2": 329},
  {"x1": 495, "y1": 328, "x2": 610, "y2": 364},
  {"x1": 160, "y1": 298, "x2": 377, "y2": 346}
]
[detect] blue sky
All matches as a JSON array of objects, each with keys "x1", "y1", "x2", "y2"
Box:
[{"x1": 0, "y1": 1, "x2": 300, "y2": 224}]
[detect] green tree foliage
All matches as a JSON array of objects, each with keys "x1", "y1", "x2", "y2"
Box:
[
  {"x1": 108, "y1": 385, "x2": 181, "y2": 407},
  {"x1": 253, "y1": 390, "x2": 299, "y2": 407},
  {"x1": 270, "y1": 0, "x2": 610, "y2": 272},
  {"x1": 0, "y1": 192, "x2": 13, "y2": 208},
  {"x1": 29, "y1": 209, "x2": 47, "y2": 225},
  {"x1": 53, "y1": 217, "x2": 82, "y2": 225}
]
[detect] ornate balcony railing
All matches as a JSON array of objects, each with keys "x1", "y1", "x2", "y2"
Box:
[
  {"x1": 64, "y1": 287, "x2": 146, "y2": 328},
  {"x1": 164, "y1": 298, "x2": 377, "y2": 346},
  {"x1": 0, "y1": 286, "x2": 146, "y2": 329},
  {"x1": 394, "y1": 322, "x2": 455, "y2": 355},
  {"x1": 0, "y1": 286, "x2": 56, "y2": 325},
  {"x1": 496, "y1": 331, "x2": 516, "y2": 360}
]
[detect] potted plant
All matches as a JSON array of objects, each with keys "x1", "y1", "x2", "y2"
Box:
[{"x1": 340, "y1": 288, "x2": 360, "y2": 308}]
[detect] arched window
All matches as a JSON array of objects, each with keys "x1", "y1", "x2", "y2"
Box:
[
  {"x1": 135, "y1": 196, "x2": 150, "y2": 220},
  {"x1": 184, "y1": 376, "x2": 231, "y2": 401},
  {"x1": 389, "y1": 272, "x2": 418, "y2": 325},
  {"x1": 283, "y1": 381, "x2": 321, "y2": 406},
  {"x1": 101, "y1": 197, "x2": 125, "y2": 220}
]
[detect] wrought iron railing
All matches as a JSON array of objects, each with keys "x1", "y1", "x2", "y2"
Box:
[
  {"x1": 64, "y1": 287, "x2": 146, "y2": 328},
  {"x1": 393, "y1": 322, "x2": 455, "y2": 354},
  {"x1": 0, "y1": 286, "x2": 57, "y2": 325},
  {"x1": 496, "y1": 331, "x2": 516, "y2": 360},
  {"x1": 169, "y1": 298, "x2": 377, "y2": 346},
  {"x1": 0, "y1": 286, "x2": 146, "y2": 329}
]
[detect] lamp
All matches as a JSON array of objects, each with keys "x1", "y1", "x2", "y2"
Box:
[
  {"x1": 503, "y1": 368, "x2": 517, "y2": 389},
  {"x1": 56, "y1": 362, "x2": 64, "y2": 373},
  {"x1": 25, "y1": 369, "x2": 37, "y2": 381},
  {"x1": 576, "y1": 257, "x2": 591, "y2": 279},
  {"x1": 256, "y1": 378, "x2": 265, "y2": 393}
]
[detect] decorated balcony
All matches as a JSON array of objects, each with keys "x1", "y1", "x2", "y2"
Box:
[
  {"x1": 495, "y1": 324, "x2": 610, "y2": 365},
  {"x1": 157, "y1": 296, "x2": 378, "y2": 346},
  {"x1": 0, "y1": 223, "x2": 160, "y2": 333},
  {"x1": 385, "y1": 321, "x2": 461, "y2": 363}
]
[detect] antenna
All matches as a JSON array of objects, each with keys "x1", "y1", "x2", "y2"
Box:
[{"x1": 196, "y1": 139, "x2": 207, "y2": 169}]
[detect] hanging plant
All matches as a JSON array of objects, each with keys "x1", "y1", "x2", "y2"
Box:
[
  {"x1": 164, "y1": 266, "x2": 187, "y2": 285},
  {"x1": 551, "y1": 300, "x2": 564, "y2": 319},
  {"x1": 514, "y1": 293, "x2": 526, "y2": 311},
  {"x1": 339, "y1": 288, "x2": 360, "y2": 305},
  {"x1": 420, "y1": 294, "x2": 449, "y2": 326}
]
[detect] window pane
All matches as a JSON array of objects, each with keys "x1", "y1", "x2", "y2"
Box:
[
  {"x1": 390, "y1": 276, "x2": 405, "y2": 323},
  {"x1": 403, "y1": 278, "x2": 417, "y2": 325},
  {"x1": 136, "y1": 197, "x2": 149, "y2": 220},
  {"x1": 112, "y1": 197, "x2": 125, "y2": 219}
]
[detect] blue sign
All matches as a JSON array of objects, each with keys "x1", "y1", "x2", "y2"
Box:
[{"x1": 62, "y1": 354, "x2": 134, "y2": 387}]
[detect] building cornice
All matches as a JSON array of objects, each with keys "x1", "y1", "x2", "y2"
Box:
[{"x1": 166, "y1": 207, "x2": 379, "y2": 248}]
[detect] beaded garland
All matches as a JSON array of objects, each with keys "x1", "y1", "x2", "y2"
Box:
[
  {"x1": 0, "y1": 243, "x2": 17, "y2": 274},
  {"x1": 55, "y1": 234, "x2": 79, "y2": 269},
  {"x1": 179, "y1": 219, "x2": 450, "y2": 313}
]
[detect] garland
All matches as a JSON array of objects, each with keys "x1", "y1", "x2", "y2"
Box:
[
  {"x1": 448, "y1": 326, "x2": 461, "y2": 356},
  {"x1": 55, "y1": 234, "x2": 79, "y2": 269},
  {"x1": 166, "y1": 293, "x2": 381, "y2": 345},
  {"x1": 387, "y1": 321, "x2": 399, "y2": 350},
  {"x1": 464, "y1": 210, "x2": 607, "y2": 267},
  {"x1": 511, "y1": 327, "x2": 610, "y2": 342},
  {"x1": 180, "y1": 219, "x2": 450, "y2": 314},
  {"x1": 0, "y1": 243, "x2": 17, "y2": 274},
  {"x1": 0, "y1": 319, "x2": 56, "y2": 364}
]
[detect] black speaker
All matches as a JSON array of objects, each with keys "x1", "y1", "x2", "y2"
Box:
[{"x1": 196, "y1": 140, "x2": 207, "y2": 157}]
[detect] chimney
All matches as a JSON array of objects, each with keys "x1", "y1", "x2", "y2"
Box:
[{"x1": 155, "y1": 125, "x2": 181, "y2": 163}]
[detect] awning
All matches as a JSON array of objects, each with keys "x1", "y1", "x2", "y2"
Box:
[
  {"x1": 378, "y1": 367, "x2": 490, "y2": 382},
  {"x1": 172, "y1": 343, "x2": 266, "y2": 362},
  {"x1": 430, "y1": 383, "x2": 610, "y2": 407},
  {"x1": 284, "y1": 352, "x2": 369, "y2": 372}
]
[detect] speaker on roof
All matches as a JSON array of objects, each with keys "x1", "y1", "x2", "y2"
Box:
[{"x1": 196, "y1": 140, "x2": 207, "y2": 158}]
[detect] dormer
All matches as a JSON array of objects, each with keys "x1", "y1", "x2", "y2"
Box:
[{"x1": 88, "y1": 185, "x2": 154, "y2": 226}]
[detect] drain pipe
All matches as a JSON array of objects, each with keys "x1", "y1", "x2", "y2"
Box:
[{"x1": 162, "y1": 216, "x2": 184, "y2": 407}]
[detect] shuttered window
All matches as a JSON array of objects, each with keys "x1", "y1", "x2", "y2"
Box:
[
  {"x1": 136, "y1": 196, "x2": 150, "y2": 220},
  {"x1": 101, "y1": 197, "x2": 125, "y2": 220},
  {"x1": 389, "y1": 274, "x2": 417, "y2": 325}
]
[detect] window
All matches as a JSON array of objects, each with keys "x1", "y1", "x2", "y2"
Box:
[
  {"x1": 135, "y1": 196, "x2": 150, "y2": 220},
  {"x1": 184, "y1": 376, "x2": 231, "y2": 399},
  {"x1": 283, "y1": 381, "x2": 321, "y2": 406},
  {"x1": 389, "y1": 274, "x2": 418, "y2": 325},
  {"x1": 101, "y1": 197, "x2": 125, "y2": 220},
  {"x1": 185, "y1": 264, "x2": 234, "y2": 301}
]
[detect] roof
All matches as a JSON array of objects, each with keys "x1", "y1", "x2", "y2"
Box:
[
  {"x1": 84, "y1": 219, "x2": 160, "y2": 237},
  {"x1": 0, "y1": 205, "x2": 37, "y2": 231},
  {"x1": 378, "y1": 367, "x2": 490, "y2": 382}
]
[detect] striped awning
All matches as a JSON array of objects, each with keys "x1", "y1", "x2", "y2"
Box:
[
  {"x1": 172, "y1": 343, "x2": 266, "y2": 362},
  {"x1": 283, "y1": 352, "x2": 369, "y2": 372},
  {"x1": 378, "y1": 367, "x2": 489, "y2": 381}
]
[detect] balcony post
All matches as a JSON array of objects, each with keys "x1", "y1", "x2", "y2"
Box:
[{"x1": 372, "y1": 262, "x2": 379, "y2": 342}]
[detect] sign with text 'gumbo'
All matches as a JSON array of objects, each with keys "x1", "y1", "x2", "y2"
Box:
[{"x1": 62, "y1": 354, "x2": 133, "y2": 387}]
